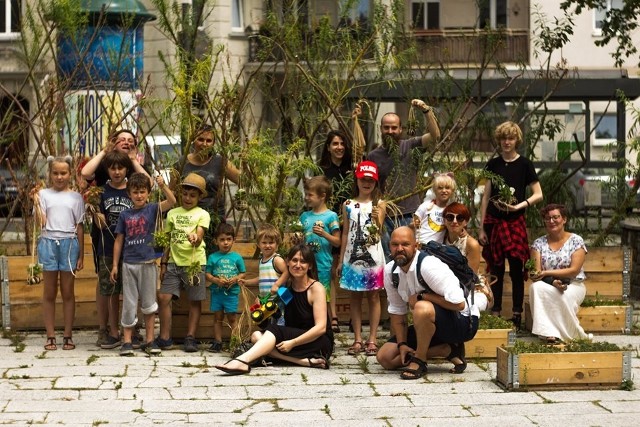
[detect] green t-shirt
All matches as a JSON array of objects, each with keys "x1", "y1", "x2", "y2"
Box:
[{"x1": 166, "y1": 206, "x2": 211, "y2": 266}]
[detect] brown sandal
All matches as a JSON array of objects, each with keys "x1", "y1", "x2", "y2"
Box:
[
  {"x1": 347, "y1": 341, "x2": 363, "y2": 355},
  {"x1": 44, "y1": 337, "x2": 57, "y2": 351},
  {"x1": 364, "y1": 341, "x2": 378, "y2": 356},
  {"x1": 62, "y1": 336, "x2": 76, "y2": 350}
]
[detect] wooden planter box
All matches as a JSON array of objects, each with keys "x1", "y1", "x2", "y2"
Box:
[
  {"x1": 578, "y1": 305, "x2": 631, "y2": 334},
  {"x1": 466, "y1": 328, "x2": 515, "y2": 359},
  {"x1": 496, "y1": 346, "x2": 632, "y2": 391},
  {"x1": 524, "y1": 302, "x2": 631, "y2": 334}
]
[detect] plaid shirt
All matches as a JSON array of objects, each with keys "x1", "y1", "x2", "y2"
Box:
[{"x1": 482, "y1": 214, "x2": 530, "y2": 273}]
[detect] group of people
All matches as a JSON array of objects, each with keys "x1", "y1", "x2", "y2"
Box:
[{"x1": 32, "y1": 101, "x2": 591, "y2": 379}]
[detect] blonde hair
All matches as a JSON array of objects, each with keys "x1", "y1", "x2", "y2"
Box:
[
  {"x1": 494, "y1": 121, "x2": 523, "y2": 147},
  {"x1": 303, "y1": 176, "x2": 332, "y2": 200},
  {"x1": 256, "y1": 223, "x2": 282, "y2": 246},
  {"x1": 432, "y1": 174, "x2": 457, "y2": 193},
  {"x1": 47, "y1": 155, "x2": 73, "y2": 172}
]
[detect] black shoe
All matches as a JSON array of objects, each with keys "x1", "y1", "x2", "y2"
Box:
[
  {"x1": 446, "y1": 342, "x2": 467, "y2": 374},
  {"x1": 511, "y1": 313, "x2": 522, "y2": 331},
  {"x1": 183, "y1": 335, "x2": 198, "y2": 353},
  {"x1": 207, "y1": 340, "x2": 222, "y2": 353}
]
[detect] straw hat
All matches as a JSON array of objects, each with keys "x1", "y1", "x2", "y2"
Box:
[{"x1": 180, "y1": 173, "x2": 208, "y2": 197}]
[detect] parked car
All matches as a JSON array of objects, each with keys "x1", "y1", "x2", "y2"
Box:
[
  {"x1": 0, "y1": 166, "x2": 23, "y2": 216},
  {"x1": 144, "y1": 135, "x2": 182, "y2": 182}
]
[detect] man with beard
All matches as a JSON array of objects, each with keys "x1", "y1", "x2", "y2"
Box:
[
  {"x1": 365, "y1": 99, "x2": 440, "y2": 260},
  {"x1": 376, "y1": 227, "x2": 479, "y2": 380}
]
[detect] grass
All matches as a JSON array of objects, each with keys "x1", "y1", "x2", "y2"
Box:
[
  {"x1": 86, "y1": 355, "x2": 99, "y2": 365},
  {"x1": 2, "y1": 329, "x2": 26, "y2": 352},
  {"x1": 357, "y1": 355, "x2": 370, "y2": 373}
]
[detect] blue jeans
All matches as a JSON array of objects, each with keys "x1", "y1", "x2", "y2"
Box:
[{"x1": 382, "y1": 213, "x2": 415, "y2": 262}]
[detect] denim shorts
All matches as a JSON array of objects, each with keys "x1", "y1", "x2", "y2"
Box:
[{"x1": 37, "y1": 237, "x2": 80, "y2": 272}]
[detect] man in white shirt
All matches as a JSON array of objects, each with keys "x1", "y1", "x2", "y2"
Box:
[{"x1": 376, "y1": 227, "x2": 478, "y2": 379}]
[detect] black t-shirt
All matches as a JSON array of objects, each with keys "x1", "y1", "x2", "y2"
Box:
[
  {"x1": 321, "y1": 161, "x2": 352, "y2": 214},
  {"x1": 485, "y1": 155, "x2": 539, "y2": 220}
]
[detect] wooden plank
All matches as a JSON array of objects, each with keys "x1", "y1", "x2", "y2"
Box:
[
  {"x1": 334, "y1": 287, "x2": 389, "y2": 324},
  {"x1": 577, "y1": 306, "x2": 629, "y2": 333},
  {"x1": 466, "y1": 329, "x2": 513, "y2": 359},
  {"x1": 10, "y1": 302, "x2": 99, "y2": 330},
  {"x1": 496, "y1": 346, "x2": 511, "y2": 387},
  {"x1": 518, "y1": 352, "x2": 624, "y2": 386}
]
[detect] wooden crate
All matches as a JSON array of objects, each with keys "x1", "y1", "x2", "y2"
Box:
[
  {"x1": 1, "y1": 248, "x2": 104, "y2": 330},
  {"x1": 334, "y1": 287, "x2": 389, "y2": 324},
  {"x1": 524, "y1": 303, "x2": 631, "y2": 334},
  {"x1": 466, "y1": 328, "x2": 515, "y2": 359},
  {"x1": 496, "y1": 346, "x2": 632, "y2": 390}
]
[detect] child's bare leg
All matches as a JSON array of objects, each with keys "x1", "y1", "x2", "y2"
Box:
[
  {"x1": 213, "y1": 311, "x2": 224, "y2": 342},
  {"x1": 157, "y1": 293, "x2": 172, "y2": 340},
  {"x1": 227, "y1": 313, "x2": 237, "y2": 337},
  {"x1": 366, "y1": 290, "x2": 381, "y2": 343},
  {"x1": 108, "y1": 294, "x2": 120, "y2": 338},
  {"x1": 42, "y1": 271, "x2": 59, "y2": 338},
  {"x1": 144, "y1": 313, "x2": 156, "y2": 344},
  {"x1": 122, "y1": 326, "x2": 133, "y2": 343},
  {"x1": 59, "y1": 271, "x2": 75, "y2": 338},
  {"x1": 187, "y1": 300, "x2": 201, "y2": 337}
]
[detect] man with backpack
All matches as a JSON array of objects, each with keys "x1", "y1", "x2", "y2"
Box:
[{"x1": 376, "y1": 226, "x2": 479, "y2": 380}]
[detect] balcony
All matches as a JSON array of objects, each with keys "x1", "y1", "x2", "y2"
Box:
[{"x1": 409, "y1": 29, "x2": 529, "y2": 65}]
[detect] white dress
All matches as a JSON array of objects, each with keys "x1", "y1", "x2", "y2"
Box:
[
  {"x1": 445, "y1": 235, "x2": 489, "y2": 312},
  {"x1": 529, "y1": 234, "x2": 588, "y2": 341}
]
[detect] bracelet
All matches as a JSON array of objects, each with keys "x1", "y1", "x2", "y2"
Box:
[
  {"x1": 525, "y1": 200, "x2": 530, "y2": 207},
  {"x1": 397, "y1": 341, "x2": 409, "y2": 350},
  {"x1": 423, "y1": 107, "x2": 431, "y2": 114}
]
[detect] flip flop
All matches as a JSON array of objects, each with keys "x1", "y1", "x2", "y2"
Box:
[
  {"x1": 308, "y1": 355, "x2": 330, "y2": 370},
  {"x1": 216, "y1": 358, "x2": 251, "y2": 376},
  {"x1": 364, "y1": 341, "x2": 378, "y2": 356},
  {"x1": 347, "y1": 341, "x2": 363, "y2": 355},
  {"x1": 44, "y1": 337, "x2": 57, "y2": 351},
  {"x1": 62, "y1": 337, "x2": 75, "y2": 350}
]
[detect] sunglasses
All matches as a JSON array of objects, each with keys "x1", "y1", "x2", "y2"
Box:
[{"x1": 444, "y1": 213, "x2": 466, "y2": 222}]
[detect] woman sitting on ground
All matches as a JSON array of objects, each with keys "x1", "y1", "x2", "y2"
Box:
[
  {"x1": 215, "y1": 244, "x2": 334, "y2": 375},
  {"x1": 529, "y1": 203, "x2": 589, "y2": 343}
]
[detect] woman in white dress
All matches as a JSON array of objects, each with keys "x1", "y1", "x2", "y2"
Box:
[{"x1": 529, "y1": 204, "x2": 588, "y2": 343}]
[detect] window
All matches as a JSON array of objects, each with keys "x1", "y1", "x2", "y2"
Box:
[
  {"x1": 231, "y1": 0, "x2": 243, "y2": 32},
  {"x1": 594, "y1": 0, "x2": 623, "y2": 32},
  {"x1": 340, "y1": 0, "x2": 371, "y2": 31},
  {"x1": 478, "y1": 0, "x2": 507, "y2": 29},
  {"x1": 0, "y1": 0, "x2": 20, "y2": 37},
  {"x1": 594, "y1": 113, "x2": 617, "y2": 146},
  {"x1": 411, "y1": 0, "x2": 440, "y2": 30}
]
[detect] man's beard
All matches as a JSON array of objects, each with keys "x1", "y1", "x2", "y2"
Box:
[
  {"x1": 382, "y1": 134, "x2": 398, "y2": 149},
  {"x1": 393, "y1": 253, "x2": 409, "y2": 266}
]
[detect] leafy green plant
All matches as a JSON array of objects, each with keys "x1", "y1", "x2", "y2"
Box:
[{"x1": 478, "y1": 314, "x2": 514, "y2": 330}]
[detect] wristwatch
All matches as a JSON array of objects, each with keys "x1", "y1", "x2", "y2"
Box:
[{"x1": 417, "y1": 291, "x2": 425, "y2": 301}]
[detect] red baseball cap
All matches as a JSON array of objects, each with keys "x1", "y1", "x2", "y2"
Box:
[{"x1": 355, "y1": 161, "x2": 379, "y2": 181}]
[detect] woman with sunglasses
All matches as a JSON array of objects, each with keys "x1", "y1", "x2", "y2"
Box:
[
  {"x1": 442, "y1": 203, "x2": 494, "y2": 311},
  {"x1": 528, "y1": 204, "x2": 589, "y2": 344}
]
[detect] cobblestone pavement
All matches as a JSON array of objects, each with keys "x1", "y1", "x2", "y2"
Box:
[{"x1": 0, "y1": 329, "x2": 638, "y2": 426}]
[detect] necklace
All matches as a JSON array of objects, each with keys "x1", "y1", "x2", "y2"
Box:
[{"x1": 503, "y1": 154, "x2": 519, "y2": 167}]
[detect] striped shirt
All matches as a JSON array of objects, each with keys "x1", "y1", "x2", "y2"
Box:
[{"x1": 258, "y1": 254, "x2": 282, "y2": 297}]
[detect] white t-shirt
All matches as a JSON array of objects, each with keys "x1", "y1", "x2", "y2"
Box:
[
  {"x1": 414, "y1": 201, "x2": 445, "y2": 244},
  {"x1": 38, "y1": 188, "x2": 85, "y2": 239},
  {"x1": 383, "y1": 253, "x2": 469, "y2": 316}
]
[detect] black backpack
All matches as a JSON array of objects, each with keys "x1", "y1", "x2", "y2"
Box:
[{"x1": 392, "y1": 240, "x2": 478, "y2": 305}]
